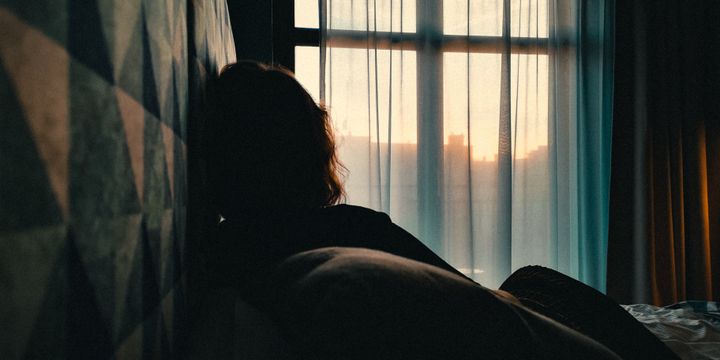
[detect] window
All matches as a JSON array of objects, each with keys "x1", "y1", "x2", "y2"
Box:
[
  {"x1": 276, "y1": 0, "x2": 554, "y2": 284},
  {"x1": 282, "y1": 0, "x2": 549, "y2": 166},
  {"x1": 269, "y1": 0, "x2": 613, "y2": 291}
]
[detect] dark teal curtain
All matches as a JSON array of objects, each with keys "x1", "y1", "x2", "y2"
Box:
[
  {"x1": 575, "y1": 0, "x2": 615, "y2": 291},
  {"x1": 549, "y1": 0, "x2": 614, "y2": 291}
]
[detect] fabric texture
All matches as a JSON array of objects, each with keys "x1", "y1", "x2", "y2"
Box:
[
  {"x1": 203, "y1": 204, "x2": 466, "y2": 309},
  {"x1": 0, "y1": 1, "x2": 234, "y2": 358},
  {"x1": 500, "y1": 265, "x2": 679, "y2": 360},
  {"x1": 269, "y1": 247, "x2": 619, "y2": 360},
  {"x1": 310, "y1": 0, "x2": 614, "y2": 291},
  {"x1": 623, "y1": 302, "x2": 720, "y2": 360},
  {"x1": 607, "y1": 0, "x2": 720, "y2": 305}
]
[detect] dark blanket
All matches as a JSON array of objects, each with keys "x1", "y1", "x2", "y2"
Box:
[
  {"x1": 266, "y1": 247, "x2": 620, "y2": 360},
  {"x1": 501, "y1": 266, "x2": 680, "y2": 360}
]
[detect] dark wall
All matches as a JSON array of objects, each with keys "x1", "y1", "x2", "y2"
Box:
[{"x1": 227, "y1": 1, "x2": 274, "y2": 63}]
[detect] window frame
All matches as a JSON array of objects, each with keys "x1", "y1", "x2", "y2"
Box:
[
  {"x1": 272, "y1": 0, "x2": 549, "y2": 71},
  {"x1": 274, "y1": 0, "x2": 552, "y2": 253}
]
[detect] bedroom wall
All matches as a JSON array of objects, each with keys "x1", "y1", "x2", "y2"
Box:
[{"x1": 0, "y1": 0, "x2": 234, "y2": 358}]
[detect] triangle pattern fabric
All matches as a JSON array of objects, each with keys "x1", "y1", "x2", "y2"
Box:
[
  {"x1": 70, "y1": 215, "x2": 146, "y2": 343},
  {"x1": 0, "y1": 0, "x2": 68, "y2": 46},
  {"x1": 22, "y1": 237, "x2": 68, "y2": 359},
  {"x1": 114, "y1": 324, "x2": 142, "y2": 360},
  {"x1": 141, "y1": 12, "x2": 161, "y2": 119},
  {"x1": 117, "y1": 221, "x2": 145, "y2": 343},
  {"x1": 140, "y1": 219, "x2": 161, "y2": 360},
  {"x1": 65, "y1": 227, "x2": 115, "y2": 359},
  {"x1": 154, "y1": 0, "x2": 175, "y2": 94},
  {"x1": 68, "y1": 59, "x2": 140, "y2": 220},
  {"x1": 158, "y1": 209, "x2": 173, "y2": 296},
  {"x1": 0, "y1": 0, "x2": 236, "y2": 357},
  {"x1": 116, "y1": 87, "x2": 146, "y2": 204},
  {"x1": 117, "y1": 9, "x2": 144, "y2": 106},
  {"x1": 172, "y1": 12, "x2": 186, "y2": 73},
  {"x1": 0, "y1": 9, "x2": 71, "y2": 219},
  {"x1": 141, "y1": 218, "x2": 161, "y2": 319},
  {"x1": 0, "y1": 225, "x2": 67, "y2": 358},
  {"x1": 149, "y1": 35, "x2": 173, "y2": 128},
  {"x1": 171, "y1": 64, "x2": 187, "y2": 141},
  {"x1": 0, "y1": 54, "x2": 64, "y2": 231},
  {"x1": 161, "y1": 120, "x2": 175, "y2": 199},
  {"x1": 113, "y1": 214, "x2": 143, "y2": 343},
  {"x1": 159, "y1": 209, "x2": 175, "y2": 296},
  {"x1": 160, "y1": 69, "x2": 176, "y2": 199},
  {"x1": 172, "y1": 114, "x2": 188, "y2": 208},
  {"x1": 68, "y1": 0, "x2": 114, "y2": 85},
  {"x1": 143, "y1": 109, "x2": 171, "y2": 217},
  {"x1": 112, "y1": 0, "x2": 143, "y2": 85}
]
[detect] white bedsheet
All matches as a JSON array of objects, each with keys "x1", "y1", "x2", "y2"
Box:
[{"x1": 623, "y1": 302, "x2": 720, "y2": 360}]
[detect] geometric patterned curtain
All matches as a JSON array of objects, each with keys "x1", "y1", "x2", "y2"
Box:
[{"x1": 0, "y1": 0, "x2": 234, "y2": 358}]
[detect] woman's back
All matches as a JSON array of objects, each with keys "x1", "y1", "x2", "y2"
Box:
[{"x1": 204, "y1": 204, "x2": 465, "y2": 309}]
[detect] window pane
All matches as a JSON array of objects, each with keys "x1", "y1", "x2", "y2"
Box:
[
  {"x1": 507, "y1": 53, "x2": 550, "y2": 273},
  {"x1": 443, "y1": 52, "x2": 550, "y2": 285},
  {"x1": 295, "y1": 46, "x2": 419, "y2": 233},
  {"x1": 508, "y1": 53, "x2": 549, "y2": 158},
  {"x1": 327, "y1": 0, "x2": 416, "y2": 32},
  {"x1": 443, "y1": 0, "x2": 548, "y2": 37},
  {"x1": 326, "y1": 47, "x2": 418, "y2": 234},
  {"x1": 325, "y1": 48, "x2": 417, "y2": 142},
  {"x1": 443, "y1": 53, "x2": 501, "y2": 161},
  {"x1": 296, "y1": 46, "x2": 418, "y2": 143},
  {"x1": 294, "y1": 46, "x2": 320, "y2": 101},
  {"x1": 295, "y1": 0, "x2": 319, "y2": 28},
  {"x1": 510, "y1": 0, "x2": 548, "y2": 37},
  {"x1": 296, "y1": 0, "x2": 416, "y2": 32},
  {"x1": 443, "y1": 54, "x2": 548, "y2": 161},
  {"x1": 444, "y1": 0, "x2": 502, "y2": 36}
]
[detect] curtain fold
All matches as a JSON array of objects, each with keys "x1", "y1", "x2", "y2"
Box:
[
  {"x1": 317, "y1": 0, "x2": 613, "y2": 290},
  {"x1": 575, "y1": 0, "x2": 614, "y2": 290},
  {"x1": 607, "y1": 0, "x2": 720, "y2": 305}
]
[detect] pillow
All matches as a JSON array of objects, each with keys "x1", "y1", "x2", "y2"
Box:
[{"x1": 266, "y1": 247, "x2": 619, "y2": 360}]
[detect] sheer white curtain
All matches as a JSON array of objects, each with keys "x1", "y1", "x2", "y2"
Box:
[{"x1": 298, "y1": 0, "x2": 612, "y2": 290}]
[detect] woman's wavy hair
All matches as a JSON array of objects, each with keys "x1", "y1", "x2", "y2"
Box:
[{"x1": 205, "y1": 61, "x2": 345, "y2": 217}]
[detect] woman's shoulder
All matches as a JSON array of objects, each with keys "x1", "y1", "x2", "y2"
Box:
[{"x1": 321, "y1": 204, "x2": 392, "y2": 222}]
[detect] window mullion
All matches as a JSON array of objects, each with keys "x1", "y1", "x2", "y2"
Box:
[
  {"x1": 497, "y1": 0, "x2": 513, "y2": 279},
  {"x1": 293, "y1": 28, "x2": 320, "y2": 46},
  {"x1": 324, "y1": 33, "x2": 549, "y2": 55},
  {"x1": 273, "y1": 0, "x2": 295, "y2": 70},
  {"x1": 416, "y1": 0, "x2": 444, "y2": 254}
]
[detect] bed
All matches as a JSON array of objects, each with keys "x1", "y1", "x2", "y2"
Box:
[
  {"x1": 189, "y1": 248, "x2": 720, "y2": 359},
  {"x1": 623, "y1": 301, "x2": 720, "y2": 359}
]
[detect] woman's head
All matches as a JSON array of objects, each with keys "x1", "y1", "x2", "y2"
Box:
[{"x1": 206, "y1": 61, "x2": 344, "y2": 218}]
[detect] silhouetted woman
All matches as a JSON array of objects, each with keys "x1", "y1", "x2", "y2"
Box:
[{"x1": 201, "y1": 61, "x2": 677, "y2": 360}]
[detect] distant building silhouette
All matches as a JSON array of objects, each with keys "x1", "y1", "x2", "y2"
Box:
[{"x1": 337, "y1": 134, "x2": 551, "y2": 282}]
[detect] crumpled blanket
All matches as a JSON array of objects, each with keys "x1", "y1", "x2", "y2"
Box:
[{"x1": 622, "y1": 301, "x2": 720, "y2": 360}]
